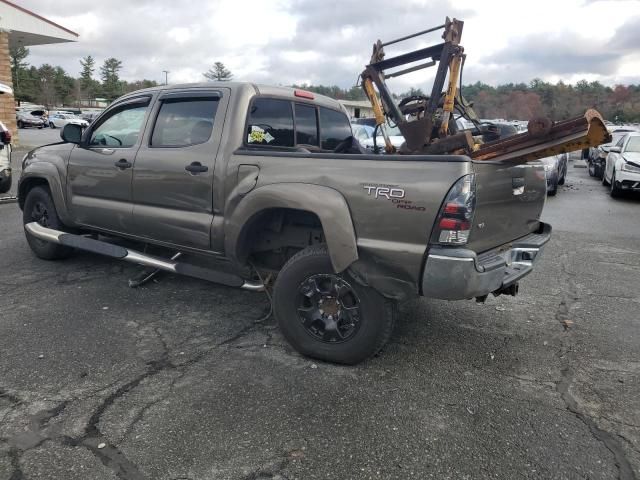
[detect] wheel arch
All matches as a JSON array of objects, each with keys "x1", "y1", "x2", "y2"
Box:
[
  {"x1": 225, "y1": 183, "x2": 358, "y2": 273},
  {"x1": 18, "y1": 169, "x2": 72, "y2": 225}
]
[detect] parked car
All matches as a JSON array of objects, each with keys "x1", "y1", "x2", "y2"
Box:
[
  {"x1": 16, "y1": 110, "x2": 45, "y2": 129},
  {"x1": 351, "y1": 124, "x2": 374, "y2": 143},
  {"x1": 588, "y1": 128, "x2": 636, "y2": 178},
  {"x1": 351, "y1": 117, "x2": 377, "y2": 128},
  {"x1": 0, "y1": 121, "x2": 12, "y2": 194},
  {"x1": 602, "y1": 132, "x2": 640, "y2": 197},
  {"x1": 18, "y1": 82, "x2": 550, "y2": 364},
  {"x1": 360, "y1": 124, "x2": 406, "y2": 151},
  {"x1": 81, "y1": 112, "x2": 101, "y2": 124},
  {"x1": 0, "y1": 83, "x2": 13, "y2": 194},
  {"x1": 48, "y1": 114, "x2": 89, "y2": 129},
  {"x1": 539, "y1": 154, "x2": 568, "y2": 196}
]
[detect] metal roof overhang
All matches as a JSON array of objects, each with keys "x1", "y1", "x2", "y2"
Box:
[{"x1": 0, "y1": 0, "x2": 78, "y2": 47}]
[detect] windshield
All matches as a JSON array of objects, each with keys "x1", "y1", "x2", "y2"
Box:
[
  {"x1": 625, "y1": 136, "x2": 640, "y2": 153},
  {"x1": 374, "y1": 125, "x2": 402, "y2": 137},
  {"x1": 606, "y1": 131, "x2": 634, "y2": 147}
]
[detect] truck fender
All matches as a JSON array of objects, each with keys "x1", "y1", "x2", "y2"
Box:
[
  {"x1": 19, "y1": 165, "x2": 72, "y2": 225},
  {"x1": 225, "y1": 183, "x2": 358, "y2": 272}
]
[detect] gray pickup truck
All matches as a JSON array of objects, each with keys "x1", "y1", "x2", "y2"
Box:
[{"x1": 18, "y1": 82, "x2": 551, "y2": 364}]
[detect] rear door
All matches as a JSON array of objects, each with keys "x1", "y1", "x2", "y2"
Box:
[
  {"x1": 130, "y1": 89, "x2": 228, "y2": 250},
  {"x1": 67, "y1": 95, "x2": 152, "y2": 232},
  {"x1": 467, "y1": 160, "x2": 547, "y2": 253}
]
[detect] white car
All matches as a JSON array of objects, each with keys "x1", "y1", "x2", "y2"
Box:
[
  {"x1": 351, "y1": 124, "x2": 375, "y2": 143},
  {"x1": 48, "y1": 114, "x2": 88, "y2": 129},
  {"x1": 360, "y1": 125, "x2": 405, "y2": 152},
  {"x1": 602, "y1": 132, "x2": 640, "y2": 197}
]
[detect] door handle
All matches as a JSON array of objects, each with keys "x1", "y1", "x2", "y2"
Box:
[
  {"x1": 185, "y1": 161, "x2": 208, "y2": 174},
  {"x1": 115, "y1": 158, "x2": 132, "y2": 170}
]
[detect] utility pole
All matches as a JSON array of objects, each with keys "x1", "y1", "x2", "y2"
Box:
[{"x1": 162, "y1": 70, "x2": 169, "y2": 85}]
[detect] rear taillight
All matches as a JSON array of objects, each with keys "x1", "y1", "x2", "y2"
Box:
[
  {"x1": 431, "y1": 174, "x2": 476, "y2": 245},
  {"x1": 1, "y1": 130, "x2": 11, "y2": 144}
]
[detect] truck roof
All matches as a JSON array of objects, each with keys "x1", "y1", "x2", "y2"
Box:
[{"x1": 115, "y1": 81, "x2": 344, "y2": 112}]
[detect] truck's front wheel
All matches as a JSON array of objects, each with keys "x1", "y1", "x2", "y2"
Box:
[
  {"x1": 273, "y1": 245, "x2": 395, "y2": 365},
  {"x1": 23, "y1": 186, "x2": 74, "y2": 260}
]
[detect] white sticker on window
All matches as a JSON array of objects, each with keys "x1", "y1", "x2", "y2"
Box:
[{"x1": 248, "y1": 125, "x2": 270, "y2": 144}]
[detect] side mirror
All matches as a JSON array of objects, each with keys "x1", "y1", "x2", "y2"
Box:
[
  {"x1": 61, "y1": 123, "x2": 83, "y2": 144},
  {"x1": 609, "y1": 146, "x2": 621, "y2": 153}
]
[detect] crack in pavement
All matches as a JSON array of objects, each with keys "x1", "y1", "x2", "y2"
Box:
[
  {"x1": 557, "y1": 368, "x2": 637, "y2": 480},
  {"x1": 0, "y1": 301, "x2": 276, "y2": 480},
  {"x1": 551, "y1": 252, "x2": 638, "y2": 480},
  {"x1": 555, "y1": 255, "x2": 580, "y2": 330},
  {"x1": 4, "y1": 400, "x2": 69, "y2": 480}
]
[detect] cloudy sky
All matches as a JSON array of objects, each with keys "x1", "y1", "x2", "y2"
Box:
[{"x1": 17, "y1": 0, "x2": 640, "y2": 92}]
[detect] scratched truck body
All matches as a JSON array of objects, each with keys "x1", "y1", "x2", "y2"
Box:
[{"x1": 18, "y1": 82, "x2": 551, "y2": 364}]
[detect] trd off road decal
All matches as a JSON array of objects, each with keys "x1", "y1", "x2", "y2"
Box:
[{"x1": 362, "y1": 183, "x2": 426, "y2": 211}]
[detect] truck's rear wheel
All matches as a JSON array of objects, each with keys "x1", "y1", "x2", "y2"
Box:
[
  {"x1": 273, "y1": 245, "x2": 395, "y2": 365},
  {"x1": 23, "y1": 185, "x2": 73, "y2": 260}
]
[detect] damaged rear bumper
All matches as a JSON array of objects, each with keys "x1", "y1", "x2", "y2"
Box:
[{"x1": 421, "y1": 222, "x2": 552, "y2": 300}]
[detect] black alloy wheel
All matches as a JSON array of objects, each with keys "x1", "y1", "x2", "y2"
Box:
[{"x1": 297, "y1": 274, "x2": 361, "y2": 343}]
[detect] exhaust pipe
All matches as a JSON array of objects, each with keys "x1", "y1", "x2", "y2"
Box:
[{"x1": 24, "y1": 222, "x2": 264, "y2": 291}]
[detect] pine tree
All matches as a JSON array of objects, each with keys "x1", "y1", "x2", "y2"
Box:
[
  {"x1": 100, "y1": 57, "x2": 123, "y2": 100},
  {"x1": 10, "y1": 45, "x2": 30, "y2": 100},
  {"x1": 203, "y1": 62, "x2": 233, "y2": 81}
]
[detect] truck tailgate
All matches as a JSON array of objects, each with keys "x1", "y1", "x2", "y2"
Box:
[{"x1": 467, "y1": 160, "x2": 546, "y2": 253}]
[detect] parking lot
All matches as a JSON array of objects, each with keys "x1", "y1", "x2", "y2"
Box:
[{"x1": 1, "y1": 134, "x2": 639, "y2": 479}]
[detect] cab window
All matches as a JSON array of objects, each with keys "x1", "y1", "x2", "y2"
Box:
[
  {"x1": 295, "y1": 103, "x2": 318, "y2": 146},
  {"x1": 90, "y1": 101, "x2": 149, "y2": 148},
  {"x1": 151, "y1": 98, "x2": 219, "y2": 147},
  {"x1": 319, "y1": 107, "x2": 352, "y2": 150},
  {"x1": 247, "y1": 98, "x2": 294, "y2": 147}
]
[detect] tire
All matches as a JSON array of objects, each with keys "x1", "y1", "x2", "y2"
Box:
[
  {"x1": 588, "y1": 160, "x2": 596, "y2": 177},
  {"x1": 23, "y1": 185, "x2": 73, "y2": 260},
  {"x1": 610, "y1": 171, "x2": 621, "y2": 198},
  {"x1": 547, "y1": 178, "x2": 558, "y2": 196},
  {"x1": 49, "y1": 122, "x2": 55, "y2": 129},
  {"x1": 595, "y1": 164, "x2": 604, "y2": 179},
  {"x1": 273, "y1": 244, "x2": 396, "y2": 365},
  {"x1": 0, "y1": 170, "x2": 10, "y2": 194},
  {"x1": 558, "y1": 166, "x2": 566, "y2": 185},
  {"x1": 17, "y1": 120, "x2": 24, "y2": 129}
]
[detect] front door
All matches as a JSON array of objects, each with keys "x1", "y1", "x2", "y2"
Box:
[
  {"x1": 67, "y1": 96, "x2": 152, "y2": 233},
  {"x1": 131, "y1": 89, "x2": 228, "y2": 250}
]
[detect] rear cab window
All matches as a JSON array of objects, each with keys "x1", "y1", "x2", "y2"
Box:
[
  {"x1": 247, "y1": 98, "x2": 294, "y2": 147},
  {"x1": 246, "y1": 96, "x2": 352, "y2": 152},
  {"x1": 319, "y1": 107, "x2": 352, "y2": 150}
]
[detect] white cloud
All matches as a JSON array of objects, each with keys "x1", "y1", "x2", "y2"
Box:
[{"x1": 16, "y1": 0, "x2": 640, "y2": 89}]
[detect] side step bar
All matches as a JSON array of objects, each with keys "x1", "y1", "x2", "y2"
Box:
[{"x1": 24, "y1": 222, "x2": 264, "y2": 292}]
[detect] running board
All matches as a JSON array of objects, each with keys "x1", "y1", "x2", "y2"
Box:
[{"x1": 24, "y1": 222, "x2": 264, "y2": 292}]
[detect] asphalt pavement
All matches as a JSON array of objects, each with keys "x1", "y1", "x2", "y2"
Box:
[{"x1": 1, "y1": 141, "x2": 639, "y2": 479}]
